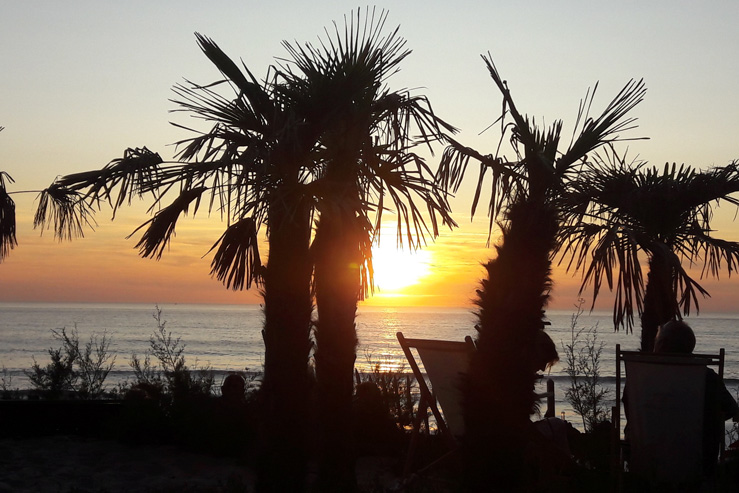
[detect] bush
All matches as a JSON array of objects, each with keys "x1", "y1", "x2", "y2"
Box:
[
  {"x1": 561, "y1": 300, "x2": 610, "y2": 433},
  {"x1": 76, "y1": 330, "x2": 116, "y2": 398},
  {"x1": 128, "y1": 306, "x2": 215, "y2": 404},
  {"x1": 122, "y1": 306, "x2": 218, "y2": 449},
  {"x1": 25, "y1": 326, "x2": 115, "y2": 399},
  {"x1": 353, "y1": 355, "x2": 415, "y2": 455},
  {"x1": 1, "y1": 364, "x2": 19, "y2": 399},
  {"x1": 357, "y1": 353, "x2": 418, "y2": 431}
]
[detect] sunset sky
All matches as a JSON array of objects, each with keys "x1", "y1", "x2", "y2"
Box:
[{"x1": 1, "y1": 1, "x2": 738, "y2": 312}]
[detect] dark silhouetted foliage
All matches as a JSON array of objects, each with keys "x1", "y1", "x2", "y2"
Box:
[
  {"x1": 438, "y1": 57, "x2": 644, "y2": 490},
  {"x1": 26, "y1": 326, "x2": 115, "y2": 400},
  {"x1": 558, "y1": 158, "x2": 739, "y2": 351}
]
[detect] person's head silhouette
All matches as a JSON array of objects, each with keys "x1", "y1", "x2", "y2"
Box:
[
  {"x1": 654, "y1": 320, "x2": 695, "y2": 354},
  {"x1": 221, "y1": 373, "x2": 246, "y2": 401}
]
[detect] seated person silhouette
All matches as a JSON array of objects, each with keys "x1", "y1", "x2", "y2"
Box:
[
  {"x1": 625, "y1": 320, "x2": 739, "y2": 476},
  {"x1": 211, "y1": 373, "x2": 251, "y2": 455}
]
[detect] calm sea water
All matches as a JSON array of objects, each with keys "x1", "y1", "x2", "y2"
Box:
[{"x1": 1, "y1": 302, "x2": 738, "y2": 426}]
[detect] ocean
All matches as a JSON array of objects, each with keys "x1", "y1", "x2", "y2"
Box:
[{"x1": 1, "y1": 302, "x2": 738, "y2": 430}]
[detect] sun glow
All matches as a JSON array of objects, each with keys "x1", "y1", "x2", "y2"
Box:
[{"x1": 370, "y1": 243, "x2": 432, "y2": 292}]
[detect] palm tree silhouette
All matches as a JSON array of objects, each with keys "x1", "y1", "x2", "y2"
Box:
[
  {"x1": 437, "y1": 57, "x2": 645, "y2": 489},
  {"x1": 34, "y1": 35, "x2": 323, "y2": 491},
  {"x1": 34, "y1": 16, "x2": 455, "y2": 488},
  {"x1": 279, "y1": 10, "x2": 456, "y2": 490},
  {"x1": 558, "y1": 157, "x2": 739, "y2": 352}
]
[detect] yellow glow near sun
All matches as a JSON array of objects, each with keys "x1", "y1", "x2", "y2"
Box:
[{"x1": 371, "y1": 243, "x2": 432, "y2": 292}]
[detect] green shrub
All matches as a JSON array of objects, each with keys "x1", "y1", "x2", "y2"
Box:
[
  {"x1": 561, "y1": 300, "x2": 610, "y2": 433},
  {"x1": 76, "y1": 331, "x2": 116, "y2": 398},
  {"x1": 25, "y1": 326, "x2": 115, "y2": 399},
  {"x1": 128, "y1": 306, "x2": 215, "y2": 403}
]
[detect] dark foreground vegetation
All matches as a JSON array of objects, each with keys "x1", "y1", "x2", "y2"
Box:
[
  {"x1": 2, "y1": 311, "x2": 739, "y2": 492},
  {"x1": 0, "y1": 322, "x2": 412, "y2": 491}
]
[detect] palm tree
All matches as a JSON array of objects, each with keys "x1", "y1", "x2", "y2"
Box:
[
  {"x1": 278, "y1": 10, "x2": 457, "y2": 490},
  {"x1": 34, "y1": 35, "x2": 324, "y2": 492},
  {"x1": 437, "y1": 57, "x2": 645, "y2": 490},
  {"x1": 558, "y1": 157, "x2": 739, "y2": 352}
]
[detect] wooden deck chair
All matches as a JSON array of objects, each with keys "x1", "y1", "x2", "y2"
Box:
[
  {"x1": 612, "y1": 344, "x2": 725, "y2": 489},
  {"x1": 396, "y1": 331, "x2": 475, "y2": 477}
]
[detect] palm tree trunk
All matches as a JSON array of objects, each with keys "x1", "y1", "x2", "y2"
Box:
[
  {"x1": 313, "y1": 210, "x2": 363, "y2": 492},
  {"x1": 257, "y1": 193, "x2": 314, "y2": 493},
  {"x1": 463, "y1": 200, "x2": 558, "y2": 491},
  {"x1": 640, "y1": 251, "x2": 678, "y2": 352}
]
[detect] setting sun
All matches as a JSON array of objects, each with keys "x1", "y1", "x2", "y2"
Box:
[{"x1": 370, "y1": 243, "x2": 432, "y2": 292}]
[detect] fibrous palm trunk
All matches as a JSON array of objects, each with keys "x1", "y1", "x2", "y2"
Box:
[
  {"x1": 463, "y1": 199, "x2": 558, "y2": 491},
  {"x1": 258, "y1": 192, "x2": 314, "y2": 493},
  {"x1": 313, "y1": 210, "x2": 363, "y2": 492},
  {"x1": 640, "y1": 251, "x2": 678, "y2": 352}
]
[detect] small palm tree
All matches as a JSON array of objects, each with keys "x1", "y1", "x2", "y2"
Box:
[
  {"x1": 558, "y1": 157, "x2": 739, "y2": 351},
  {"x1": 437, "y1": 57, "x2": 645, "y2": 489},
  {"x1": 279, "y1": 9, "x2": 456, "y2": 490}
]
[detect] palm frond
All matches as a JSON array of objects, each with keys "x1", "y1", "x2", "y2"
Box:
[
  {"x1": 56, "y1": 147, "x2": 164, "y2": 215},
  {"x1": 659, "y1": 244, "x2": 709, "y2": 317},
  {"x1": 481, "y1": 54, "x2": 532, "y2": 150},
  {"x1": 129, "y1": 186, "x2": 206, "y2": 259},
  {"x1": 207, "y1": 217, "x2": 262, "y2": 290},
  {"x1": 0, "y1": 171, "x2": 17, "y2": 260},
  {"x1": 571, "y1": 222, "x2": 644, "y2": 331},
  {"x1": 363, "y1": 151, "x2": 457, "y2": 248},
  {"x1": 34, "y1": 184, "x2": 97, "y2": 240},
  {"x1": 195, "y1": 33, "x2": 253, "y2": 94},
  {"x1": 281, "y1": 7, "x2": 408, "y2": 89},
  {"x1": 558, "y1": 79, "x2": 647, "y2": 171},
  {"x1": 194, "y1": 33, "x2": 275, "y2": 120},
  {"x1": 690, "y1": 227, "x2": 739, "y2": 279}
]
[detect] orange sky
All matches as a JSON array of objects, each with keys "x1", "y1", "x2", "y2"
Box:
[{"x1": 3, "y1": 190, "x2": 739, "y2": 314}]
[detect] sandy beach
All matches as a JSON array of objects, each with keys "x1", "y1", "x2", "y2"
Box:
[
  {"x1": 0, "y1": 435, "x2": 405, "y2": 493},
  {"x1": 0, "y1": 435, "x2": 255, "y2": 492}
]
